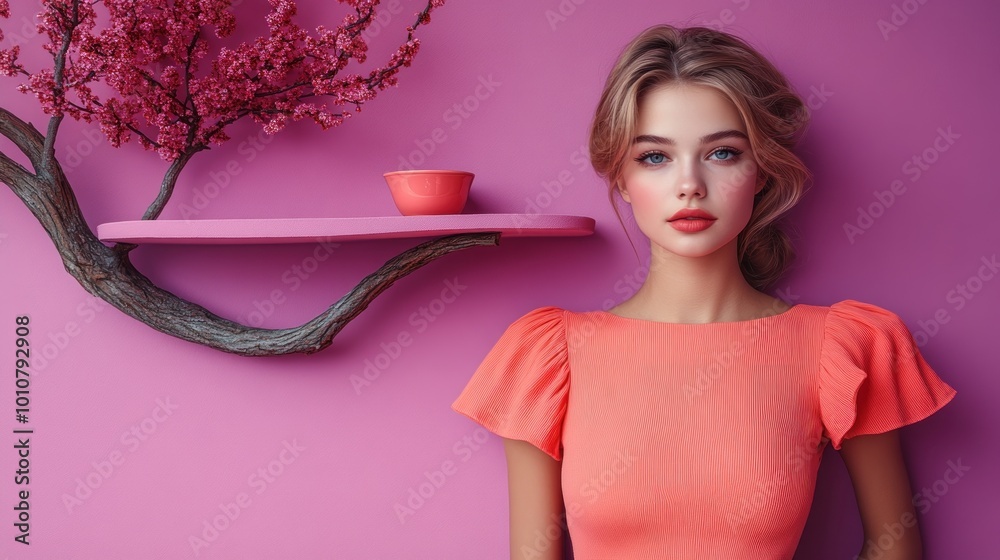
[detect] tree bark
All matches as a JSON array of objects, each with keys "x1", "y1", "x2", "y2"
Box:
[{"x1": 0, "y1": 108, "x2": 501, "y2": 356}]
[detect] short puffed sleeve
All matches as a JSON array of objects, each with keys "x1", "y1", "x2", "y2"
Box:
[
  {"x1": 450, "y1": 306, "x2": 570, "y2": 461},
  {"x1": 819, "y1": 299, "x2": 957, "y2": 450}
]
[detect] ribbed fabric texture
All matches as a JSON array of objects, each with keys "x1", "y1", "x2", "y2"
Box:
[{"x1": 450, "y1": 300, "x2": 957, "y2": 559}]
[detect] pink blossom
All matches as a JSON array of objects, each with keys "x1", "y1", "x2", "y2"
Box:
[
  {"x1": 0, "y1": 0, "x2": 446, "y2": 161},
  {"x1": 0, "y1": 45, "x2": 18, "y2": 77}
]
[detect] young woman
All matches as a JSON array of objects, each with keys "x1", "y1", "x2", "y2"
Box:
[{"x1": 451, "y1": 24, "x2": 956, "y2": 560}]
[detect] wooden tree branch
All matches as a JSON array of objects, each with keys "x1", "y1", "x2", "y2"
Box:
[
  {"x1": 0, "y1": 108, "x2": 46, "y2": 170},
  {"x1": 0, "y1": 108, "x2": 502, "y2": 356},
  {"x1": 141, "y1": 149, "x2": 197, "y2": 221},
  {"x1": 0, "y1": 0, "x2": 483, "y2": 356}
]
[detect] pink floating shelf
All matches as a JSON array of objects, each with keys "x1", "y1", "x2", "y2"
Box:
[{"x1": 96, "y1": 214, "x2": 595, "y2": 245}]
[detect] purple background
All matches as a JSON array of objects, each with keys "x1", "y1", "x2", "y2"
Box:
[{"x1": 1, "y1": 0, "x2": 995, "y2": 558}]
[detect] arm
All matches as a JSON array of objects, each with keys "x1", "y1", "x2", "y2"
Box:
[
  {"x1": 838, "y1": 430, "x2": 923, "y2": 560},
  {"x1": 503, "y1": 437, "x2": 566, "y2": 560}
]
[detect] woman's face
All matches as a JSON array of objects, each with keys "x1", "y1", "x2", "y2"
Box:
[{"x1": 619, "y1": 83, "x2": 762, "y2": 259}]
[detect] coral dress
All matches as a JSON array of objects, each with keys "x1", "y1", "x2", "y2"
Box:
[{"x1": 450, "y1": 300, "x2": 956, "y2": 559}]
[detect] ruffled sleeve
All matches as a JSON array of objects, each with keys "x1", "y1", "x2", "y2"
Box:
[
  {"x1": 450, "y1": 306, "x2": 570, "y2": 461},
  {"x1": 819, "y1": 299, "x2": 957, "y2": 450}
]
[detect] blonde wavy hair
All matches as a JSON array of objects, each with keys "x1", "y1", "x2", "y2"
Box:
[{"x1": 589, "y1": 24, "x2": 811, "y2": 291}]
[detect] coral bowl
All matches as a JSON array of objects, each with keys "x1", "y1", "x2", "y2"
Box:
[{"x1": 383, "y1": 170, "x2": 474, "y2": 215}]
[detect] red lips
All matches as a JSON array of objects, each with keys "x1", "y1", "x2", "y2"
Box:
[{"x1": 668, "y1": 208, "x2": 717, "y2": 221}]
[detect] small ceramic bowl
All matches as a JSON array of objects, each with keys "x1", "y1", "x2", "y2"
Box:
[{"x1": 383, "y1": 170, "x2": 474, "y2": 215}]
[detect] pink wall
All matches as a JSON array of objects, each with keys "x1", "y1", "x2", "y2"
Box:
[{"x1": 1, "y1": 0, "x2": 994, "y2": 558}]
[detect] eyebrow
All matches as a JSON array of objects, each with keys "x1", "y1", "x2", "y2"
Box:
[{"x1": 632, "y1": 130, "x2": 749, "y2": 145}]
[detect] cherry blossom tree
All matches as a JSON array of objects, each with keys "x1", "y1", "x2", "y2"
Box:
[{"x1": 0, "y1": 0, "x2": 500, "y2": 355}]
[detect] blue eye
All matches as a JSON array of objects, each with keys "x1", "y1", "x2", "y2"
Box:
[
  {"x1": 635, "y1": 152, "x2": 666, "y2": 165},
  {"x1": 710, "y1": 147, "x2": 743, "y2": 161}
]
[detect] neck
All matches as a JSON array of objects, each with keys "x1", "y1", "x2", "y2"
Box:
[{"x1": 616, "y1": 238, "x2": 789, "y2": 324}]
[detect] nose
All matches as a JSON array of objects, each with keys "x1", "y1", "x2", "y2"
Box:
[{"x1": 676, "y1": 159, "x2": 706, "y2": 199}]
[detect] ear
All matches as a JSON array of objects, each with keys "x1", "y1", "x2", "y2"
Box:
[
  {"x1": 617, "y1": 184, "x2": 631, "y2": 203},
  {"x1": 754, "y1": 171, "x2": 767, "y2": 195}
]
